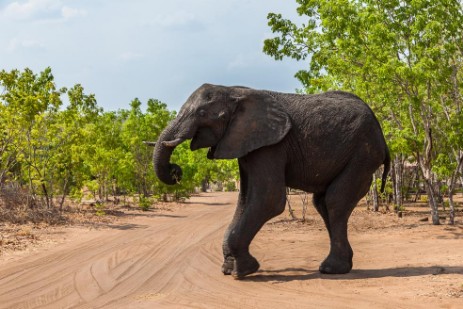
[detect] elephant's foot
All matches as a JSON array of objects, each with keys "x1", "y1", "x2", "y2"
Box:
[
  {"x1": 221, "y1": 256, "x2": 235, "y2": 275},
  {"x1": 319, "y1": 255, "x2": 352, "y2": 274},
  {"x1": 232, "y1": 254, "x2": 260, "y2": 279}
]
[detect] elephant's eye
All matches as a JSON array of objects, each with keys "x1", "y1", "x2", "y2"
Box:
[
  {"x1": 198, "y1": 109, "x2": 207, "y2": 117},
  {"x1": 204, "y1": 92, "x2": 213, "y2": 102}
]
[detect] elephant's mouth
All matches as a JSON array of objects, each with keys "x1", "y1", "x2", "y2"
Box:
[{"x1": 207, "y1": 146, "x2": 217, "y2": 159}]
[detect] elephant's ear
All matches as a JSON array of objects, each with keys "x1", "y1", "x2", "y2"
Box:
[{"x1": 213, "y1": 91, "x2": 292, "y2": 159}]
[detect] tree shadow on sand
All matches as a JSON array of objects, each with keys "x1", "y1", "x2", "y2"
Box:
[
  {"x1": 123, "y1": 212, "x2": 187, "y2": 219},
  {"x1": 244, "y1": 265, "x2": 463, "y2": 282},
  {"x1": 182, "y1": 201, "x2": 231, "y2": 206}
]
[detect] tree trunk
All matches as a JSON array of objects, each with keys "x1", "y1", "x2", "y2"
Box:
[
  {"x1": 300, "y1": 192, "x2": 309, "y2": 222},
  {"x1": 41, "y1": 183, "x2": 51, "y2": 209},
  {"x1": 424, "y1": 180, "x2": 440, "y2": 225},
  {"x1": 201, "y1": 178, "x2": 209, "y2": 192},
  {"x1": 59, "y1": 178, "x2": 69, "y2": 211},
  {"x1": 408, "y1": 167, "x2": 419, "y2": 202},
  {"x1": 371, "y1": 172, "x2": 379, "y2": 212},
  {"x1": 448, "y1": 192, "x2": 455, "y2": 225},
  {"x1": 418, "y1": 152, "x2": 440, "y2": 225},
  {"x1": 392, "y1": 155, "x2": 403, "y2": 212},
  {"x1": 285, "y1": 188, "x2": 296, "y2": 219},
  {"x1": 446, "y1": 153, "x2": 463, "y2": 225},
  {"x1": 416, "y1": 126, "x2": 440, "y2": 225}
]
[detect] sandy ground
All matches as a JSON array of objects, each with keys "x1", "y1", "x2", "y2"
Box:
[{"x1": 0, "y1": 192, "x2": 462, "y2": 309}]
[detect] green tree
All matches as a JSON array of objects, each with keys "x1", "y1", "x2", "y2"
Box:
[
  {"x1": 0, "y1": 101, "x2": 18, "y2": 185},
  {"x1": 264, "y1": 0, "x2": 463, "y2": 224},
  {"x1": 0, "y1": 67, "x2": 66, "y2": 208},
  {"x1": 1, "y1": 66, "x2": 240, "y2": 220},
  {"x1": 80, "y1": 111, "x2": 126, "y2": 201},
  {"x1": 53, "y1": 84, "x2": 101, "y2": 209}
]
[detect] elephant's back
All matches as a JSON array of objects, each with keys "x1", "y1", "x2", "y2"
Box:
[
  {"x1": 280, "y1": 90, "x2": 387, "y2": 188},
  {"x1": 282, "y1": 91, "x2": 379, "y2": 138},
  {"x1": 271, "y1": 90, "x2": 373, "y2": 121},
  {"x1": 269, "y1": 89, "x2": 387, "y2": 153}
]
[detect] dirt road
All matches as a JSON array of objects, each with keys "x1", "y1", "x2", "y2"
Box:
[{"x1": 1, "y1": 192, "x2": 462, "y2": 308}]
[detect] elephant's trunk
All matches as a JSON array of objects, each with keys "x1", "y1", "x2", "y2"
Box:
[{"x1": 153, "y1": 125, "x2": 184, "y2": 185}]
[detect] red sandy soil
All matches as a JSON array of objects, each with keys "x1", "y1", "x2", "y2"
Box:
[{"x1": 0, "y1": 192, "x2": 462, "y2": 308}]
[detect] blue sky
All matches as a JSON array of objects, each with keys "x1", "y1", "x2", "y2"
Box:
[{"x1": 0, "y1": 0, "x2": 304, "y2": 111}]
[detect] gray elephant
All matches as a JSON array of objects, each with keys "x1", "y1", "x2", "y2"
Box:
[{"x1": 152, "y1": 84, "x2": 390, "y2": 279}]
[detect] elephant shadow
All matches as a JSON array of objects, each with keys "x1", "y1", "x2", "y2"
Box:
[{"x1": 245, "y1": 266, "x2": 463, "y2": 282}]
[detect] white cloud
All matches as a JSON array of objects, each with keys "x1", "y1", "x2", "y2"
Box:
[
  {"x1": 7, "y1": 38, "x2": 44, "y2": 52},
  {"x1": 61, "y1": 6, "x2": 86, "y2": 19},
  {"x1": 157, "y1": 11, "x2": 193, "y2": 26},
  {"x1": 1, "y1": 0, "x2": 86, "y2": 21},
  {"x1": 150, "y1": 11, "x2": 204, "y2": 31},
  {"x1": 2, "y1": 0, "x2": 60, "y2": 20},
  {"x1": 119, "y1": 51, "x2": 144, "y2": 61}
]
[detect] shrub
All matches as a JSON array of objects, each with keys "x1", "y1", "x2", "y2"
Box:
[{"x1": 139, "y1": 195, "x2": 152, "y2": 211}]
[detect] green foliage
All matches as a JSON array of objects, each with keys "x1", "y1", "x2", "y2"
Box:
[
  {"x1": 94, "y1": 201, "x2": 106, "y2": 216},
  {"x1": 138, "y1": 195, "x2": 152, "y2": 211},
  {"x1": 225, "y1": 181, "x2": 237, "y2": 192},
  {"x1": 0, "y1": 67, "x2": 239, "y2": 216}
]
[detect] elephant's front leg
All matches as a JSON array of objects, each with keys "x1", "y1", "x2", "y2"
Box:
[
  {"x1": 221, "y1": 191, "x2": 245, "y2": 276},
  {"x1": 222, "y1": 157, "x2": 286, "y2": 279}
]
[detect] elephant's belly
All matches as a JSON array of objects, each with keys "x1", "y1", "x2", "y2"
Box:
[
  {"x1": 287, "y1": 182, "x2": 327, "y2": 194},
  {"x1": 285, "y1": 172, "x2": 328, "y2": 194},
  {"x1": 284, "y1": 158, "x2": 341, "y2": 194}
]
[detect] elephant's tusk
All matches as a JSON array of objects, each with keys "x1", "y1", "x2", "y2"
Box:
[
  {"x1": 162, "y1": 138, "x2": 184, "y2": 147},
  {"x1": 143, "y1": 141, "x2": 157, "y2": 147}
]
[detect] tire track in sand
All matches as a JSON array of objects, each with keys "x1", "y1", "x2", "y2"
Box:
[
  {"x1": 0, "y1": 193, "x2": 235, "y2": 308},
  {"x1": 1, "y1": 192, "x2": 462, "y2": 309}
]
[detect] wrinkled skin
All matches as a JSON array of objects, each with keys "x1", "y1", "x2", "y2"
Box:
[{"x1": 153, "y1": 84, "x2": 390, "y2": 279}]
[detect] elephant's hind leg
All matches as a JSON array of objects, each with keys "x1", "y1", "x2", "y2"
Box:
[
  {"x1": 312, "y1": 193, "x2": 331, "y2": 238},
  {"x1": 319, "y1": 160, "x2": 373, "y2": 274}
]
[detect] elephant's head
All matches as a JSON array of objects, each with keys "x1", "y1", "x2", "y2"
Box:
[{"x1": 153, "y1": 84, "x2": 292, "y2": 185}]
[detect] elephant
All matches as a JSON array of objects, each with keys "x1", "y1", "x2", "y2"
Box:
[{"x1": 152, "y1": 83, "x2": 390, "y2": 279}]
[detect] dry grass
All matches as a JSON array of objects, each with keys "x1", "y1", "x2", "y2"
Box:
[
  {"x1": 0, "y1": 224, "x2": 39, "y2": 252},
  {"x1": 0, "y1": 190, "x2": 170, "y2": 254},
  {"x1": 278, "y1": 192, "x2": 463, "y2": 231}
]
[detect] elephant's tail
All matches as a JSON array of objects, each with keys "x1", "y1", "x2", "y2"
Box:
[{"x1": 380, "y1": 147, "x2": 391, "y2": 193}]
